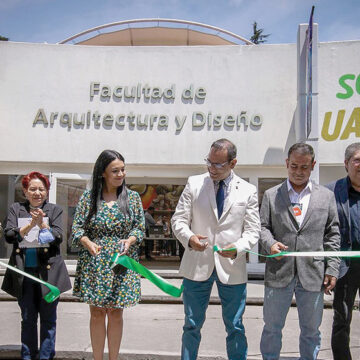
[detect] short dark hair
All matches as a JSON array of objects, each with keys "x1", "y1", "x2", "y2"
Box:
[
  {"x1": 288, "y1": 143, "x2": 315, "y2": 162},
  {"x1": 345, "y1": 142, "x2": 360, "y2": 162},
  {"x1": 210, "y1": 138, "x2": 237, "y2": 161}
]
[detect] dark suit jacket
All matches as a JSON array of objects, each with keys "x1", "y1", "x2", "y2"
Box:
[
  {"x1": 1, "y1": 201, "x2": 71, "y2": 299},
  {"x1": 260, "y1": 181, "x2": 341, "y2": 292},
  {"x1": 326, "y1": 177, "x2": 353, "y2": 278}
]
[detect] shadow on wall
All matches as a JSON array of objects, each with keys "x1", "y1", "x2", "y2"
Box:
[{"x1": 262, "y1": 109, "x2": 297, "y2": 165}]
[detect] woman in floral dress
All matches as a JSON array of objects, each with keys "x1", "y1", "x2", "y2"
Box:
[{"x1": 72, "y1": 150, "x2": 145, "y2": 360}]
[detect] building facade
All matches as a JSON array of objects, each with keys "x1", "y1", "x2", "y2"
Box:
[{"x1": 1, "y1": 21, "x2": 359, "y2": 270}]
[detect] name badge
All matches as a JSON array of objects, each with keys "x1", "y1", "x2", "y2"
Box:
[{"x1": 291, "y1": 203, "x2": 302, "y2": 217}]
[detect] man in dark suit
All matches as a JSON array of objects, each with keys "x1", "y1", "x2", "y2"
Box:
[
  {"x1": 259, "y1": 143, "x2": 340, "y2": 360},
  {"x1": 327, "y1": 142, "x2": 360, "y2": 360}
]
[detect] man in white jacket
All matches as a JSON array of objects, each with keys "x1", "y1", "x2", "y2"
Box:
[{"x1": 171, "y1": 138, "x2": 260, "y2": 360}]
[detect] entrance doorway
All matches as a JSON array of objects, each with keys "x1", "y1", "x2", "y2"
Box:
[{"x1": 49, "y1": 173, "x2": 90, "y2": 259}]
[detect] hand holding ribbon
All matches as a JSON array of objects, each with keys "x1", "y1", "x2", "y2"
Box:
[{"x1": 110, "y1": 253, "x2": 183, "y2": 297}]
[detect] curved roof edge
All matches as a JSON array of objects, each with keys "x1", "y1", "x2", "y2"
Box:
[{"x1": 58, "y1": 18, "x2": 254, "y2": 45}]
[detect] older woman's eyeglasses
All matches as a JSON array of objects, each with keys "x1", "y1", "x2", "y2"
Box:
[{"x1": 204, "y1": 158, "x2": 229, "y2": 169}]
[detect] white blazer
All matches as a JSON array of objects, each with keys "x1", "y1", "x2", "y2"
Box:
[{"x1": 171, "y1": 172, "x2": 260, "y2": 284}]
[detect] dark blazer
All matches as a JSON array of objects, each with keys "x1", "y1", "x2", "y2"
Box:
[
  {"x1": 260, "y1": 181, "x2": 341, "y2": 292},
  {"x1": 326, "y1": 177, "x2": 352, "y2": 278},
  {"x1": 1, "y1": 201, "x2": 71, "y2": 299}
]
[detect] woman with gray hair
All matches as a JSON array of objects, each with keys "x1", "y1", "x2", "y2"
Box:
[{"x1": 72, "y1": 150, "x2": 145, "y2": 360}]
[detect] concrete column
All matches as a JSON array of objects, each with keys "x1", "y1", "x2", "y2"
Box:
[
  {"x1": 296, "y1": 23, "x2": 319, "y2": 183},
  {"x1": 2, "y1": 176, "x2": 16, "y2": 257},
  {"x1": 248, "y1": 176, "x2": 259, "y2": 264}
]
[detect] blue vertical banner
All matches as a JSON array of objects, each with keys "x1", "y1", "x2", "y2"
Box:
[{"x1": 305, "y1": 6, "x2": 315, "y2": 138}]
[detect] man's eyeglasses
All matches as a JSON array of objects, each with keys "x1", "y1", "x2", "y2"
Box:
[
  {"x1": 350, "y1": 158, "x2": 360, "y2": 165},
  {"x1": 204, "y1": 158, "x2": 229, "y2": 169}
]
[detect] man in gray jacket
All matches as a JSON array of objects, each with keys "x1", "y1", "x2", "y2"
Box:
[
  {"x1": 259, "y1": 143, "x2": 340, "y2": 360},
  {"x1": 327, "y1": 142, "x2": 360, "y2": 360}
]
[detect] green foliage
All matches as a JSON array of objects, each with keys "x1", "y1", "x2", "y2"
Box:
[
  {"x1": 250, "y1": 22, "x2": 270, "y2": 44},
  {"x1": 0, "y1": 35, "x2": 9, "y2": 41}
]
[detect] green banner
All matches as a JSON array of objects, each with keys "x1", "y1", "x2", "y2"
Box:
[
  {"x1": 110, "y1": 254, "x2": 183, "y2": 297},
  {"x1": 0, "y1": 260, "x2": 60, "y2": 303}
]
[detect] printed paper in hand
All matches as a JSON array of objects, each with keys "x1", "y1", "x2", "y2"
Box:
[{"x1": 17, "y1": 217, "x2": 49, "y2": 248}]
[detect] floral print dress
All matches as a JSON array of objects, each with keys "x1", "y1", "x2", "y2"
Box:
[{"x1": 72, "y1": 189, "x2": 145, "y2": 308}]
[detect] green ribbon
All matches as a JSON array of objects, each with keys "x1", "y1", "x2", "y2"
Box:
[
  {"x1": 213, "y1": 245, "x2": 360, "y2": 258},
  {"x1": 213, "y1": 245, "x2": 235, "y2": 253},
  {"x1": 110, "y1": 254, "x2": 183, "y2": 297},
  {"x1": 0, "y1": 260, "x2": 60, "y2": 303}
]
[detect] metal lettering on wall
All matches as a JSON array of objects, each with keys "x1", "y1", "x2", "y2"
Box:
[{"x1": 33, "y1": 82, "x2": 263, "y2": 133}]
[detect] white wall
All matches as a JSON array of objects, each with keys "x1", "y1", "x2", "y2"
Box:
[
  {"x1": 318, "y1": 40, "x2": 360, "y2": 163},
  {"x1": 1, "y1": 40, "x2": 360, "y2": 170},
  {"x1": 0, "y1": 42, "x2": 297, "y2": 167}
]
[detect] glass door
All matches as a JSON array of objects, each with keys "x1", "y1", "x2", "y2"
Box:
[{"x1": 49, "y1": 173, "x2": 90, "y2": 259}]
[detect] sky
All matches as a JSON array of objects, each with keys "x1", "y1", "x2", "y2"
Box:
[{"x1": 0, "y1": 0, "x2": 359, "y2": 45}]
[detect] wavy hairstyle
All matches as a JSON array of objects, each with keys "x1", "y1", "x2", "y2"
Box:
[
  {"x1": 84, "y1": 150, "x2": 129, "y2": 228},
  {"x1": 22, "y1": 171, "x2": 50, "y2": 191}
]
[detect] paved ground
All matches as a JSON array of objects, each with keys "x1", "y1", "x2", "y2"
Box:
[
  {"x1": 1, "y1": 277, "x2": 360, "y2": 359},
  {"x1": 0, "y1": 260, "x2": 359, "y2": 359},
  {"x1": 1, "y1": 300, "x2": 360, "y2": 359}
]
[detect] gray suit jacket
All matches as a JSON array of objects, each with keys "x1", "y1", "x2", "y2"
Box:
[{"x1": 260, "y1": 181, "x2": 341, "y2": 292}]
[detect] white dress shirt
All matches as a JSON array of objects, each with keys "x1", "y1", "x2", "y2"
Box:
[{"x1": 287, "y1": 179, "x2": 312, "y2": 226}]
